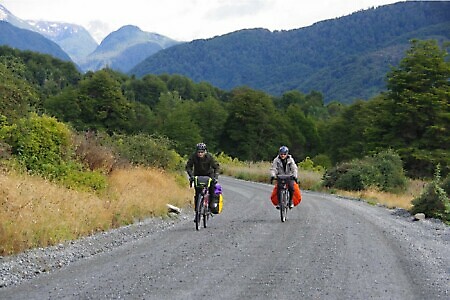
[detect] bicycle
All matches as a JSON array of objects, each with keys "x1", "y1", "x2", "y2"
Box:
[
  {"x1": 190, "y1": 176, "x2": 213, "y2": 230},
  {"x1": 276, "y1": 175, "x2": 293, "y2": 222}
]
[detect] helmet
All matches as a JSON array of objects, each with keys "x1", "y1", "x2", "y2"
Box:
[
  {"x1": 279, "y1": 146, "x2": 289, "y2": 154},
  {"x1": 196, "y1": 143, "x2": 207, "y2": 151}
]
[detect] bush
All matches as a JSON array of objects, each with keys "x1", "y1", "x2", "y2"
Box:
[
  {"x1": 4, "y1": 113, "x2": 72, "y2": 177},
  {"x1": 440, "y1": 174, "x2": 450, "y2": 196},
  {"x1": 74, "y1": 130, "x2": 117, "y2": 174},
  {"x1": 1, "y1": 113, "x2": 107, "y2": 192},
  {"x1": 411, "y1": 166, "x2": 449, "y2": 222},
  {"x1": 298, "y1": 157, "x2": 325, "y2": 173},
  {"x1": 106, "y1": 133, "x2": 184, "y2": 171},
  {"x1": 322, "y1": 150, "x2": 407, "y2": 192}
]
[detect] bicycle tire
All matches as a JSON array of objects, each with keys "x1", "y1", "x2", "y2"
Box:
[
  {"x1": 280, "y1": 190, "x2": 288, "y2": 222},
  {"x1": 195, "y1": 194, "x2": 203, "y2": 231},
  {"x1": 203, "y1": 195, "x2": 208, "y2": 228}
]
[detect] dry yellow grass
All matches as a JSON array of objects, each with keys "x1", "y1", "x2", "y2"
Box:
[
  {"x1": 332, "y1": 179, "x2": 426, "y2": 210},
  {"x1": 221, "y1": 162, "x2": 422, "y2": 210},
  {"x1": 0, "y1": 168, "x2": 191, "y2": 255},
  {"x1": 221, "y1": 161, "x2": 322, "y2": 190}
]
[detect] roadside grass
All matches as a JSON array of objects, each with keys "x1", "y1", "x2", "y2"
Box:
[
  {"x1": 0, "y1": 167, "x2": 191, "y2": 256},
  {"x1": 221, "y1": 162, "x2": 421, "y2": 210},
  {"x1": 1, "y1": 160, "x2": 426, "y2": 256}
]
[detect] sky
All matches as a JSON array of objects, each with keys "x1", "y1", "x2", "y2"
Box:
[{"x1": 1, "y1": 0, "x2": 407, "y2": 43}]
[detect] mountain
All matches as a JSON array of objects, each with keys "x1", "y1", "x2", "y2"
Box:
[
  {"x1": 79, "y1": 25, "x2": 181, "y2": 73},
  {"x1": 0, "y1": 4, "x2": 97, "y2": 65},
  {"x1": 0, "y1": 21, "x2": 72, "y2": 62},
  {"x1": 25, "y1": 20, "x2": 98, "y2": 64},
  {"x1": 129, "y1": 1, "x2": 450, "y2": 103},
  {"x1": 0, "y1": 4, "x2": 34, "y2": 31}
]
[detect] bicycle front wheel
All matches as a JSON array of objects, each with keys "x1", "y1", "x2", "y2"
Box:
[
  {"x1": 280, "y1": 190, "x2": 288, "y2": 222},
  {"x1": 195, "y1": 194, "x2": 203, "y2": 231}
]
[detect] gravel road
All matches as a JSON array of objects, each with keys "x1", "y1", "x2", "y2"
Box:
[{"x1": 1, "y1": 176, "x2": 449, "y2": 299}]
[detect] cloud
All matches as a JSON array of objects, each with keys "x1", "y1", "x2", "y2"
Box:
[{"x1": 205, "y1": 0, "x2": 273, "y2": 19}]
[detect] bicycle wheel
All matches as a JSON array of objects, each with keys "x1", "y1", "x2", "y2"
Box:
[
  {"x1": 195, "y1": 194, "x2": 203, "y2": 231},
  {"x1": 280, "y1": 190, "x2": 288, "y2": 222},
  {"x1": 203, "y1": 206, "x2": 208, "y2": 228}
]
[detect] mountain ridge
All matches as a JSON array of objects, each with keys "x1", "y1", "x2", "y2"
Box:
[{"x1": 129, "y1": 1, "x2": 450, "y2": 103}]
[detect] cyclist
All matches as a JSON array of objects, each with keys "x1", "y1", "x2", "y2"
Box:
[
  {"x1": 270, "y1": 146, "x2": 298, "y2": 209},
  {"x1": 186, "y1": 143, "x2": 220, "y2": 216}
]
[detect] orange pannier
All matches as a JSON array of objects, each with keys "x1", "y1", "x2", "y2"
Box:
[{"x1": 270, "y1": 182, "x2": 302, "y2": 206}]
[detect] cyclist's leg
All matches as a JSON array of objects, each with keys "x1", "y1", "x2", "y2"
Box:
[{"x1": 276, "y1": 183, "x2": 282, "y2": 209}]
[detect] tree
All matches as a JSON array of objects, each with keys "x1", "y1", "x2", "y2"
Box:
[
  {"x1": 77, "y1": 70, "x2": 136, "y2": 133},
  {"x1": 154, "y1": 92, "x2": 202, "y2": 156},
  {"x1": 191, "y1": 96, "x2": 228, "y2": 153},
  {"x1": 0, "y1": 61, "x2": 37, "y2": 121},
  {"x1": 221, "y1": 87, "x2": 286, "y2": 161},
  {"x1": 381, "y1": 39, "x2": 450, "y2": 177}
]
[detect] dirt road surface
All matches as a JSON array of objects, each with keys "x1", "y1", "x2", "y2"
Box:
[{"x1": 1, "y1": 176, "x2": 448, "y2": 299}]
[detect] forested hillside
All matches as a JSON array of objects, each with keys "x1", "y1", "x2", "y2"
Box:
[
  {"x1": 129, "y1": 1, "x2": 450, "y2": 103},
  {"x1": 1, "y1": 39, "x2": 448, "y2": 180}
]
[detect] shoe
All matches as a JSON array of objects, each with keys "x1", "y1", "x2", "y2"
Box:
[
  {"x1": 289, "y1": 202, "x2": 294, "y2": 209},
  {"x1": 275, "y1": 205, "x2": 280, "y2": 210}
]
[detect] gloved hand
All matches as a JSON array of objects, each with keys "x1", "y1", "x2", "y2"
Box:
[
  {"x1": 189, "y1": 176, "x2": 194, "y2": 186},
  {"x1": 292, "y1": 177, "x2": 298, "y2": 183},
  {"x1": 212, "y1": 177, "x2": 218, "y2": 184},
  {"x1": 270, "y1": 176, "x2": 275, "y2": 184}
]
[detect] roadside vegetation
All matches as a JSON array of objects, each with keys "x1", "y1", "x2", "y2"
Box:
[{"x1": 0, "y1": 39, "x2": 449, "y2": 255}]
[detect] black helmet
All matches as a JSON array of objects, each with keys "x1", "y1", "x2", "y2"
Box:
[
  {"x1": 196, "y1": 143, "x2": 207, "y2": 151},
  {"x1": 279, "y1": 146, "x2": 289, "y2": 154}
]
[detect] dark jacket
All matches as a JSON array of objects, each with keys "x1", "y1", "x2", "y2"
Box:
[{"x1": 186, "y1": 152, "x2": 220, "y2": 179}]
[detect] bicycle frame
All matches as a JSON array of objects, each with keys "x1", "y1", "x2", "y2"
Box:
[
  {"x1": 276, "y1": 175, "x2": 291, "y2": 222},
  {"x1": 192, "y1": 176, "x2": 213, "y2": 230}
]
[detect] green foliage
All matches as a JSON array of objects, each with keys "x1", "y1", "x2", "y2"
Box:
[
  {"x1": 311, "y1": 154, "x2": 332, "y2": 170},
  {"x1": 154, "y1": 92, "x2": 202, "y2": 156},
  {"x1": 129, "y1": 2, "x2": 450, "y2": 103},
  {"x1": 381, "y1": 39, "x2": 450, "y2": 177},
  {"x1": 323, "y1": 150, "x2": 407, "y2": 192},
  {"x1": 191, "y1": 96, "x2": 228, "y2": 153},
  {"x1": 4, "y1": 113, "x2": 72, "y2": 175},
  {"x1": 1, "y1": 113, "x2": 107, "y2": 191},
  {"x1": 441, "y1": 174, "x2": 450, "y2": 196},
  {"x1": 298, "y1": 157, "x2": 324, "y2": 173},
  {"x1": 107, "y1": 133, "x2": 184, "y2": 171},
  {"x1": 215, "y1": 152, "x2": 244, "y2": 167},
  {"x1": 221, "y1": 87, "x2": 286, "y2": 161},
  {"x1": 0, "y1": 61, "x2": 38, "y2": 121},
  {"x1": 411, "y1": 165, "x2": 450, "y2": 222},
  {"x1": 0, "y1": 46, "x2": 81, "y2": 105}
]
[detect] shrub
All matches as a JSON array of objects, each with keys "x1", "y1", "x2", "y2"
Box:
[
  {"x1": 5, "y1": 113, "x2": 72, "y2": 177},
  {"x1": 311, "y1": 154, "x2": 332, "y2": 170},
  {"x1": 322, "y1": 150, "x2": 407, "y2": 192},
  {"x1": 411, "y1": 165, "x2": 449, "y2": 222},
  {"x1": 74, "y1": 130, "x2": 117, "y2": 174},
  {"x1": 2, "y1": 113, "x2": 107, "y2": 192},
  {"x1": 441, "y1": 174, "x2": 450, "y2": 196},
  {"x1": 298, "y1": 157, "x2": 325, "y2": 173},
  {"x1": 106, "y1": 133, "x2": 184, "y2": 171}
]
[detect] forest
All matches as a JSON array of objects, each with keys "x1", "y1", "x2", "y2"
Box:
[{"x1": 0, "y1": 39, "x2": 449, "y2": 182}]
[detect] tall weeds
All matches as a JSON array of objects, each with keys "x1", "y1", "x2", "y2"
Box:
[{"x1": 0, "y1": 168, "x2": 191, "y2": 255}]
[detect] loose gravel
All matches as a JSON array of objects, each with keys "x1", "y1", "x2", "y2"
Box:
[{"x1": 0, "y1": 211, "x2": 190, "y2": 288}]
